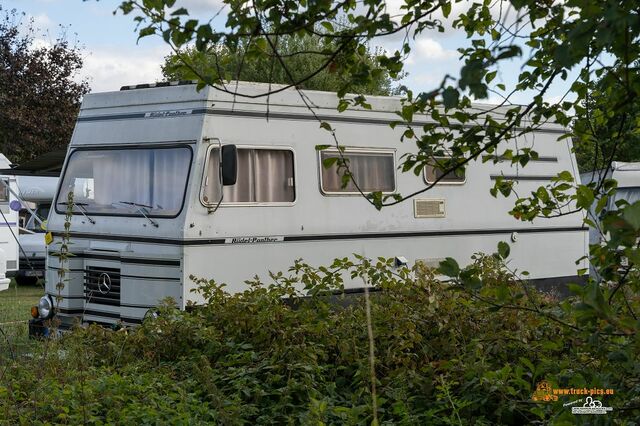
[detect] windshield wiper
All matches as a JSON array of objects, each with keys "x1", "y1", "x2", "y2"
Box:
[
  {"x1": 58, "y1": 202, "x2": 96, "y2": 225},
  {"x1": 117, "y1": 201, "x2": 159, "y2": 228}
]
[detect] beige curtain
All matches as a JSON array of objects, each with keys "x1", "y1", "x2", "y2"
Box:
[
  {"x1": 205, "y1": 148, "x2": 294, "y2": 203},
  {"x1": 321, "y1": 152, "x2": 395, "y2": 193}
]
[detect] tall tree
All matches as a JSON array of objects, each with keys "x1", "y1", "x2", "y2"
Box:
[
  {"x1": 0, "y1": 7, "x2": 89, "y2": 164},
  {"x1": 574, "y1": 66, "x2": 640, "y2": 172},
  {"x1": 162, "y1": 34, "x2": 401, "y2": 95}
]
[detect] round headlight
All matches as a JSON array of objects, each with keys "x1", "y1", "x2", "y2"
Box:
[{"x1": 38, "y1": 295, "x2": 53, "y2": 319}]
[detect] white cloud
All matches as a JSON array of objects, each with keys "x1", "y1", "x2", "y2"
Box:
[
  {"x1": 79, "y1": 45, "x2": 171, "y2": 93},
  {"x1": 173, "y1": 0, "x2": 226, "y2": 14},
  {"x1": 413, "y1": 37, "x2": 458, "y2": 61}
]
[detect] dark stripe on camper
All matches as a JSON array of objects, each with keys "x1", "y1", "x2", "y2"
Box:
[
  {"x1": 52, "y1": 226, "x2": 587, "y2": 246},
  {"x1": 47, "y1": 292, "x2": 85, "y2": 300},
  {"x1": 84, "y1": 297, "x2": 156, "y2": 309},
  {"x1": 56, "y1": 307, "x2": 86, "y2": 315},
  {"x1": 83, "y1": 309, "x2": 121, "y2": 319},
  {"x1": 46, "y1": 251, "x2": 181, "y2": 266},
  {"x1": 47, "y1": 266, "x2": 180, "y2": 281},
  {"x1": 77, "y1": 107, "x2": 567, "y2": 135},
  {"x1": 490, "y1": 175, "x2": 559, "y2": 181},
  {"x1": 490, "y1": 155, "x2": 558, "y2": 163},
  {"x1": 45, "y1": 292, "x2": 156, "y2": 309}
]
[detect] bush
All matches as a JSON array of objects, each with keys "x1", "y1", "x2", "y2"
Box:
[{"x1": 1, "y1": 255, "x2": 637, "y2": 424}]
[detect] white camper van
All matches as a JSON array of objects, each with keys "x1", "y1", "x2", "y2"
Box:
[{"x1": 30, "y1": 82, "x2": 587, "y2": 332}]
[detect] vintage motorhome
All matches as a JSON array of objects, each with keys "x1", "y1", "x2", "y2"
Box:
[{"x1": 31, "y1": 81, "x2": 587, "y2": 331}]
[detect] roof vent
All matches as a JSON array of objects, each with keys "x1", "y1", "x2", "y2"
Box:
[{"x1": 414, "y1": 199, "x2": 445, "y2": 218}]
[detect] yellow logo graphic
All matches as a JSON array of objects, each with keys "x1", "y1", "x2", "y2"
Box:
[{"x1": 532, "y1": 380, "x2": 558, "y2": 402}]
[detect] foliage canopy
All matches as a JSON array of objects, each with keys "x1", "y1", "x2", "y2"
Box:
[
  {"x1": 162, "y1": 34, "x2": 401, "y2": 95},
  {"x1": 0, "y1": 7, "x2": 89, "y2": 164}
]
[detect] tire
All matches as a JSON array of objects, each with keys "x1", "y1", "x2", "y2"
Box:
[{"x1": 15, "y1": 274, "x2": 39, "y2": 286}]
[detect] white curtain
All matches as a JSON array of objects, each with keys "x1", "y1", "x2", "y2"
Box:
[
  {"x1": 94, "y1": 150, "x2": 152, "y2": 207},
  {"x1": 153, "y1": 149, "x2": 191, "y2": 211},
  {"x1": 321, "y1": 152, "x2": 395, "y2": 192},
  {"x1": 60, "y1": 148, "x2": 190, "y2": 216},
  {"x1": 254, "y1": 150, "x2": 294, "y2": 202},
  {"x1": 204, "y1": 148, "x2": 294, "y2": 203}
]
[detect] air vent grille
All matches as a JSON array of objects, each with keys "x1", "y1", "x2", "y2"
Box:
[
  {"x1": 84, "y1": 266, "x2": 121, "y2": 307},
  {"x1": 414, "y1": 199, "x2": 445, "y2": 218}
]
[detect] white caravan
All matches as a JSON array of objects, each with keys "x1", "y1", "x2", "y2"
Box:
[
  {"x1": 15, "y1": 175, "x2": 57, "y2": 285},
  {"x1": 581, "y1": 162, "x2": 640, "y2": 278},
  {"x1": 0, "y1": 154, "x2": 20, "y2": 291},
  {"x1": 31, "y1": 82, "x2": 587, "y2": 331}
]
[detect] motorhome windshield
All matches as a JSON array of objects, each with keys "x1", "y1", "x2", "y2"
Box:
[{"x1": 55, "y1": 146, "x2": 192, "y2": 217}]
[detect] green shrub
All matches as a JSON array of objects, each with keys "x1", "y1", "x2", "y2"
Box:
[{"x1": 1, "y1": 255, "x2": 637, "y2": 425}]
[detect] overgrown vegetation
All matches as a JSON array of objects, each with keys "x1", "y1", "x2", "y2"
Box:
[{"x1": 1, "y1": 254, "x2": 638, "y2": 424}]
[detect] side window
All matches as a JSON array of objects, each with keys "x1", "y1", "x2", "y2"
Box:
[
  {"x1": 202, "y1": 147, "x2": 295, "y2": 204},
  {"x1": 424, "y1": 157, "x2": 466, "y2": 184},
  {"x1": 319, "y1": 149, "x2": 396, "y2": 194},
  {"x1": 0, "y1": 179, "x2": 8, "y2": 202}
]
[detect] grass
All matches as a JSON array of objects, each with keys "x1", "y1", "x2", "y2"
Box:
[{"x1": 0, "y1": 279, "x2": 44, "y2": 359}]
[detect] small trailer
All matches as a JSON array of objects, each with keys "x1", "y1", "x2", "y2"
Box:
[
  {"x1": 31, "y1": 81, "x2": 587, "y2": 331},
  {"x1": 0, "y1": 154, "x2": 21, "y2": 291},
  {"x1": 581, "y1": 162, "x2": 640, "y2": 278}
]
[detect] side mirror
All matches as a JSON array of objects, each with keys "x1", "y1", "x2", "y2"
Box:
[{"x1": 221, "y1": 145, "x2": 237, "y2": 186}]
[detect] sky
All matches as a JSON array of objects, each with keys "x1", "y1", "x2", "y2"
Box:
[{"x1": 2, "y1": 0, "x2": 571, "y2": 105}]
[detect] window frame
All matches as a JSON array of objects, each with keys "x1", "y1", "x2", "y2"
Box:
[
  {"x1": 54, "y1": 143, "x2": 194, "y2": 219},
  {"x1": 317, "y1": 147, "x2": 397, "y2": 196},
  {"x1": 200, "y1": 144, "x2": 297, "y2": 208},
  {"x1": 0, "y1": 179, "x2": 9, "y2": 203},
  {"x1": 423, "y1": 156, "x2": 467, "y2": 185}
]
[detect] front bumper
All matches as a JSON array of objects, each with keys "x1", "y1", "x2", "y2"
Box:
[
  {"x1": 28, "y1": 316, "x2": 70, "y2": 338},
  {"x1": 29, "y1": 318, "x2": 47, "y2": 338}
]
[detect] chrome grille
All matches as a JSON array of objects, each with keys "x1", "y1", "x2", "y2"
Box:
[{"x1": 84, "y1": 266, "x2": 121, "y2": 307}]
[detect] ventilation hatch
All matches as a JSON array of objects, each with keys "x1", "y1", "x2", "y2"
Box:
[{"x1": 414, "y1": 199, "x2": 445, "y2": 218}]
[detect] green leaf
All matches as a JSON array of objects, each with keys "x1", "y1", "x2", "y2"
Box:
[
  {"x1": 322, "y1": 157, "x2": 338, "y2": 168},
  {"x1": 438, "y1": 257, "x2": 460, "y2": 277},
  {"x1": 497, "y1": 241, "x2": 510, "y2": 259},
  {"x1": 441, "y1": 87, "x2": 460, "y2": 109},
  {"x1": 170, "y1": 7, "x2": 189, "y2": 16},
  {"x1": 622, "y1": 201, "x2": 640, "y2": 230},
  {"x1": 319, "y1": 122, "x2": 333, "y2": 131}
]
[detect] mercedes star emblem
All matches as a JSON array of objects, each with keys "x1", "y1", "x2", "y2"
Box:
[{"x1": 97, "y1": 272, "x2": 112, "y2": 295}]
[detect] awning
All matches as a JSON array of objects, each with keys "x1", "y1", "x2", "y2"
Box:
[{"x1": 0, "y1": 150, "x2": 67, "y2": 177}]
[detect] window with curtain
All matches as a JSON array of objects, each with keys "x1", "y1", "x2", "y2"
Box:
[
  {"x1": 55, "y1": 146, "x2": 192, "y2": 217},
  {"x1": 319, "y1": 150, "x2": 395, "y2": 194},
  {"x1": 424, "y1": 157, "x2": 466, "y2": 184},
  {"x1": 0, "y1": 180, "x2": 8, "y2": 202},
  {"x1": 202, "y1": 147, "x2": 295, "y2": 204}
]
